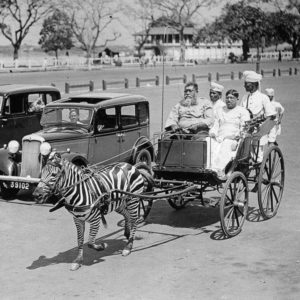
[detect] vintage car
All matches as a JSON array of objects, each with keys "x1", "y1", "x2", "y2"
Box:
[
  {"x1": 0, "y1": 92, "x2": 154, "y2": 197},
  {"x1": 0, "y1": 84, "x2": 61, "y2": 147}
]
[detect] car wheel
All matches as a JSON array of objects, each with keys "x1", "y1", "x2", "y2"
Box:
[{"x1": 135, "y1": 149, "x2": 151, "y2": 168}]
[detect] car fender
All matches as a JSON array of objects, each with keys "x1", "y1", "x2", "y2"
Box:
[
  {"x1": 132, "y1": 136, "x2": 155, "y2": 162},
  {"x1": 61, "y1": 152, "x2": 89, "y2": 167},
  {"x1": 0, "y1": 148, "x2": 19, "y2": 176}
]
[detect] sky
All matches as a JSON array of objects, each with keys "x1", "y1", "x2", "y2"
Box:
[{"x1": 0, "y1": 0, "x2": 223, "y2": 49}]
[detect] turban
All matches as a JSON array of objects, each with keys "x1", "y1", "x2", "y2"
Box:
[
  {"x1": 210, "y1": 81, "x2": 224, "y2": 92},
  {"x1": 265, "y1": 88, "x2": 274, "y2": 96},
  {"x1": 243, "y1": 70, "x2": 262, "y2": 82}
]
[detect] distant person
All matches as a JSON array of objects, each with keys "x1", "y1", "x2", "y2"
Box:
[
  {"x1": 265, "y1": 88, "x2": 284, "y2": 145},
  {"x1": 278, "y1": 50, "x2": 282, "y2": 62}
]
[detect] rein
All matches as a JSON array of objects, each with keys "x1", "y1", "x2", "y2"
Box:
[{"x1": 42, "y1": 162, "x2": 109, "y2": 218}]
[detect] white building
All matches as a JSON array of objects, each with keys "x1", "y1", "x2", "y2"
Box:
[{"x1": 134, "y1": 26, "x2": 243, "y2": 62}]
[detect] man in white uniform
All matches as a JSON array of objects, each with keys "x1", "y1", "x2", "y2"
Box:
[
  {"x1": 240, "y1": 71, "x2": 276, "y2": 162},
  {"x1": 209, "y1": 89, "x2": 250, "y2": 179},
  {"x1": 209, "y1": 81, "x2": 225, "y2": 116},
  {"x1": 265, "y1": 88, "x2": 284, "y2": 145}
]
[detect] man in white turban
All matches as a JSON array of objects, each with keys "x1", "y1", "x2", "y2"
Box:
[
  {"x1": 240, "y1": 70, "x2": 275, "y2": 118},
  {"x1": 265, "y1": 88, "x2": 284, "y2": 144},
  {"x1": 240, "y1": 70, "x2": 276, "y2": 163},
  {"x1": 209, "y1": 81, "x2": 225, "y2": 116}
]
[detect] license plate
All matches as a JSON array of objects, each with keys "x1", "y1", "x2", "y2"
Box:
[{"x1": 9, "y1": 181, "x2": 30, "y2": 190}]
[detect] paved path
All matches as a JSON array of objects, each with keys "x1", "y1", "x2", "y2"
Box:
[{"x1": 1, "y1": 65, "x2": 300, "y2": 299}]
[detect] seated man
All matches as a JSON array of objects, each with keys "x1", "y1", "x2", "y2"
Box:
[
  {"x1": 69, "y1": 109, "x2": 83, "y2": 124},
  {"x1": 209, "y1": 89, "x2": 250, "y2": 179},
  {"x1": 164, "y1": 81, "x2": 214, "y2": 137}
]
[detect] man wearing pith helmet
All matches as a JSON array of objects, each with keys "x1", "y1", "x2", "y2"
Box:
[
  {"x1": 240, "y1": 70, "x2": 275, "y2": 119},
  {"x1": 209, "y1": 81, "x2": 225, "y2": 115}
]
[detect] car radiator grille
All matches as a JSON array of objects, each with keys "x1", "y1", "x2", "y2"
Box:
[{"x1": 20, "y1": 140, "x2": 42, "y2": 178}]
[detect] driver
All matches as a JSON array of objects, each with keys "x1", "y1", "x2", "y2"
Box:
[
  {"x1": 164, "y1": 82, "x2": 214, "y2": 135},
  {"x1": 69, "y1": 109, "x2": 83, "y2": 124}
]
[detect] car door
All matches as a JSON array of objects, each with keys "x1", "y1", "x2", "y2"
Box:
[
  {"x1": 0, "y1": 94, "x2": 28, "y2": 145},
  {"x1": 118, "y1": 103, "x2": 149, "y2": 162},
  {"x1": 88, "y1": 107, "x2": 120, "y2": 165}
]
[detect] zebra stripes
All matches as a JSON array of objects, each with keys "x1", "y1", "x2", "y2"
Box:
[{"x1": 33, "y1": 153, "x2": 152, "y2": 271}]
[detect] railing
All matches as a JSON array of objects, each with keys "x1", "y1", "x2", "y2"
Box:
[{"x1": 52, "y1": 67, "x2": 300, "y2": 93}]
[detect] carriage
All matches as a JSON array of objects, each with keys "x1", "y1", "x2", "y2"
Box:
[{"x1": 138, "y1": 115, "x2": 285, "y2": 237}]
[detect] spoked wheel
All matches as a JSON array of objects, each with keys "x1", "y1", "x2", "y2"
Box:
[
  {"x1": 220, "y1": 172, "x2": 249, "y2": 237},
  {"x1": 257, "y1": 145, "x2": 285, "y2": 219},
  {"x1": 168, "y1": 194, "x2": 189, "y2": 210}
]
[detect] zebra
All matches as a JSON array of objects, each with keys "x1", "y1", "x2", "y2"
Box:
[{"x1": 33, "y1": 152, "x2": 154, "y2": 271}]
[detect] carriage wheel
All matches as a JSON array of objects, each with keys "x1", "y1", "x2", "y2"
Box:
[
  {"x1": 220, "y1": 172, "x2": 249, "y2": 237},
  {"x1": 257, "y1": 145, "x2": 285, "y2": 219},
  {"x1": 168, "y1": 194, "x2": 188, "y2": 210}
]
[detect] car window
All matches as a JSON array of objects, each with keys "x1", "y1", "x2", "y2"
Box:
[
  {"x1": 41, "y1": 107, "x2": 93, "y2": 128},
  {"x1": 28, "y1": 93, "x2": 46, "y2": 113},
  {"x1": 5, "y1": 95, "x2": 25, "y2": 115},
  {"x1": 120, "y1": 105, "x2": 138, "y2": 128},
  {"x1": 137, "y1": 102, "x2": 149, "y2": 125},
  {"x1": 95, "y1": 108, "x2": 117, "y2": 133}
]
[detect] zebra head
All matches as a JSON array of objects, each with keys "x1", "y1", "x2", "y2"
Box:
[{"x1": 33, "y1": 152, "x2": 64, "y2": 204}]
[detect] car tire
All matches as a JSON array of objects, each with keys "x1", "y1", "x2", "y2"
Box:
[{"x1": 135, "y1": 149, "x2": 151, "y2": 168}]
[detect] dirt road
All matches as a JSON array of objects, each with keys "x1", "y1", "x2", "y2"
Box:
[{"x1": 1, "y1": 67, "x2": 300, "y2": 300}]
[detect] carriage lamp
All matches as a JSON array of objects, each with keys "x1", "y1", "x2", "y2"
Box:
[
  {"x1": 7, "y1": 140, "x2": 20, "y2": 154},
  {"x1": 40, "y1": 142, "x2": 52, "y2": 156}
]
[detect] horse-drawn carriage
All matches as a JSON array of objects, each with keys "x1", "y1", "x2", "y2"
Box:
[
  {"x1": 31, "y1": 114, "x2": 284, "y2": 270},
  {"x1": 139, "y1": 115, "x2": 285, "y2": 237}
]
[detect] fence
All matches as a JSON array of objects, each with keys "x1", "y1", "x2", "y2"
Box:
[{"x1": 63, "y1": 67, "x2": 299, "y2": 93}]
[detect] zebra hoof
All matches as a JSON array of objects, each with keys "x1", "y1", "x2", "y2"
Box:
[
  {"x1": 122, "y1": 249, "x2": 131, "y2": 256},
  {"x1": 88, "y1": 242, "x2": 107, "y2": 251},
  {"x1": 70, "y1": 263, "x2": 81, "y2": 271}
]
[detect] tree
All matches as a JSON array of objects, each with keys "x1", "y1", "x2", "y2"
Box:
[
  {"x1": 0, "y1": 0, "x2": 53, "y2": 60},
  {"x1": 153, "y1": 0, "x2": 217, "y2": 62},
  {"x1": 269, "y1": 11, "x2": 300, "y2": 58},
  {"x1": 216, "y1": 1, "x2": 268, "y2": 62},
  {"x1": 126, "y1": 0, "x2": 158, "y2": 58},
  {"x1": 58, "y1": 0, "x2": 122, "y2": 58},
  {"x1": 39, "y1": 10, "x2": 73, "y2": 59}
]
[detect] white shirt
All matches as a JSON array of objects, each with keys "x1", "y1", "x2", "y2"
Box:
[
  {"x1": 210, "y1": 105, "x2": 250, "y2": 141},
  {"x1": 241, "y1": 90, "x2": 276, "y2": 118},
  {"x1": 212, "y1": 99, "x2": 226, "y2": 116}
]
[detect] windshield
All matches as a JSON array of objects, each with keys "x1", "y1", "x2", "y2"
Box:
[{"x1": 41, "y1": 107, "x2": 93, "y2": 129}]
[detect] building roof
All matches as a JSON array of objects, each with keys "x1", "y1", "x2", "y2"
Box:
[{"x1": 134, "y1": 26, "x2": 195, "y2": 36}]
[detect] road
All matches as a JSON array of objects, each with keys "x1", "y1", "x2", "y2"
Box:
[{"x1": 1, "y1": 63, "x2": 300, "y2": 300}]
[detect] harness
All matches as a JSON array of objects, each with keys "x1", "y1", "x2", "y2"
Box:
[{"x1": 42, "y1": 162, "x2": 110, "y2": 222}]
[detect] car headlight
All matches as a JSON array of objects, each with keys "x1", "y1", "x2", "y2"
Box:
[
  {"x1": 40, "y1": 142, "x2": 52, "y2": 156},
  {"x1": 8, "y1": 140, "x2": 20, "y2": 154}
]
